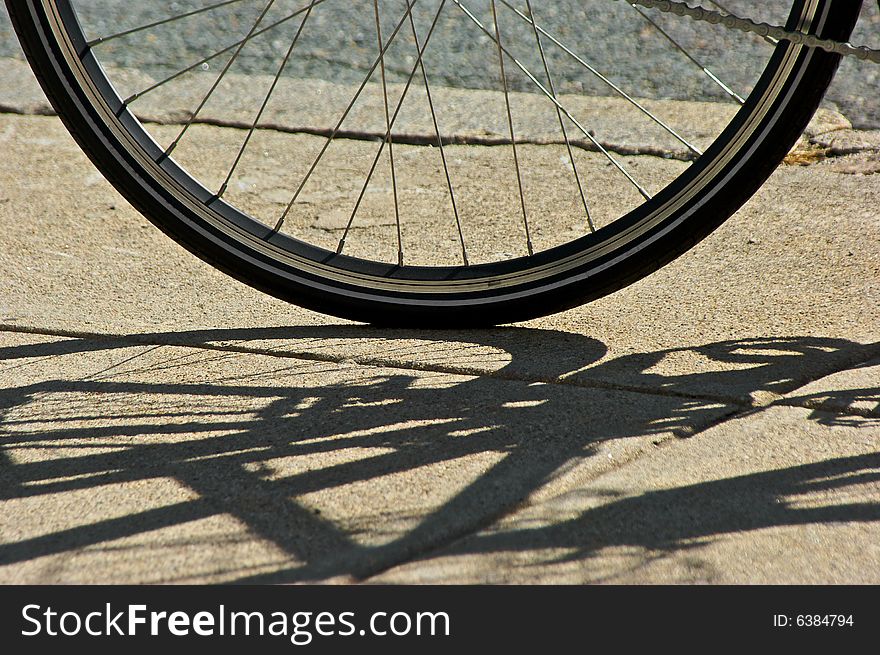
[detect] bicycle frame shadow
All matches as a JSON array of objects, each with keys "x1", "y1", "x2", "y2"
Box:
[{"x1": 0, "y1": 326, "x2": 877, "y2": 583}]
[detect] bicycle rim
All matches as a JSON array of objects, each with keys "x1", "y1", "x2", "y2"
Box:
[{"x1": 8, "y1": 0, "x2": 859, "y2": 323}]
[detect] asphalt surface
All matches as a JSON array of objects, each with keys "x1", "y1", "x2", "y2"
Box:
[{"x1": 1, "y1": 1, "x2": 878, "y2": 126}]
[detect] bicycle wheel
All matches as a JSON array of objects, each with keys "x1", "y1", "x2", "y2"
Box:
[{"x1": 7, "y1": 0, "x2": 861, "y2": 326}]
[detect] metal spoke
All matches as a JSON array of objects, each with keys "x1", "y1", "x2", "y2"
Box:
[
  {"x1": 217, "y1": 0, "x2": 317, "y2": 198},
  {"x1": 274, "y1": 0, "x2": 424, "y2": 235},
  {"x1": 87, "y1": 0, "x2": 247, "y2": 47},
  {"x1": 405, "y1": 0, "x2": 469, "y2": 266},
  {"x1": 491, "y1": 0, "x2": 532, "y2": 256},
  {"x1": 216, "y1": 0, "x2": 320, "y2": 198},
  {"x1": 336, "y1": 0, "x2": 449, "y2": 256},
  {"x1": 123, "y1": 0, "x2": 330, "y2": 106},
  {"x1": 524, "y1": 0, "x2": 595, "y2": 233},
  {"x1": 499, "y1": 0, "x2": 702, "y2": 156},
  {"x1": 628, "y1": 2, "x2": 745, "y2": 104},
  {"x1": 163, "y1": 0, "x2": 279, "y2": 157},
  {"x1": 452, "y1": 0, "x2": 652, "y2": 201},
  {"x1": 374, "y1": 0, "x2": 404, "y2": 267}
]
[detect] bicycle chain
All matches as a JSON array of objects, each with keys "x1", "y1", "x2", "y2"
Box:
[{"x1": 625, "y1": 0, "x2": 880, "y2": 63}]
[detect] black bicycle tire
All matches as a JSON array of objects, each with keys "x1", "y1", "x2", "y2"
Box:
[{"x1": 6, "y1": 0, "x2": 862, "y2": 326}]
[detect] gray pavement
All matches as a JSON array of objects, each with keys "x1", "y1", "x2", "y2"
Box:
[
  {"x1": 0, "y1": 33, "x2": 879, "y2": 582},
  {"x1": 2, "y1": 1, "x2": 879, "y2": 126}
]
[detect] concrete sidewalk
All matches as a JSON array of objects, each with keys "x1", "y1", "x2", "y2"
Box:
[{"x1": 0, "y1": 67, "x2": 878, "y2": 582}]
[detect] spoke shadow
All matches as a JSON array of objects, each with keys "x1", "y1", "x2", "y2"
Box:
[
  {"x1": 447, "y1": 451, "x2": 880, "y2": 581},
  {"x1": 0, "y1": 326, "x2": 876, "y2": 582}
]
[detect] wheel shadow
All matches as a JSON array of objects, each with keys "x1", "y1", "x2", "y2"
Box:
[{"x1": 0, "y1": 326, "x2": 877, "y2": 583}]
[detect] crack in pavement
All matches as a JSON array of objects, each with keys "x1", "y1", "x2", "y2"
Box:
[
  {"x1": 2, "y1": 323, "x2": 876, "y2": 419},
  {"x1": 5, "y1": 104, "x2": 879, "y2": 164},
  {"x1": 135, "y1": 114, "x2": 701, "y2": 161}
]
